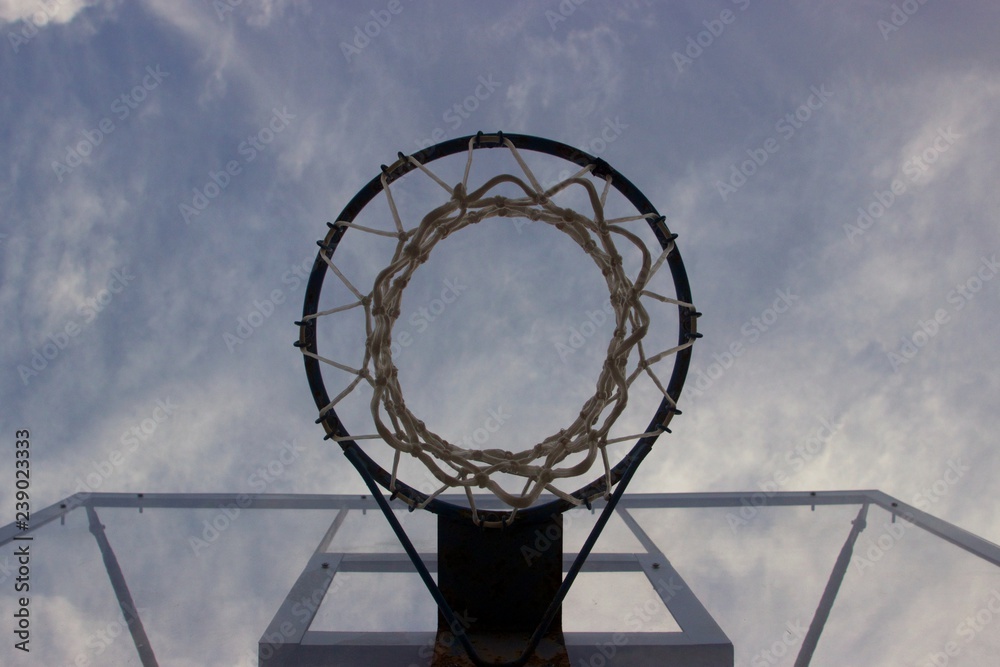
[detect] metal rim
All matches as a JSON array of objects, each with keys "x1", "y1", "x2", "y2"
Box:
[{"x1": 298, "y1": 132, "x2": 698, "y2": 523}]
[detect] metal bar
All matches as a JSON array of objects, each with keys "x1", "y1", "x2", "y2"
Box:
[
  {"x1": 616, "y1": 506, "x2": 660, "y2": 555},
  {"x1": 0, "y1": 490, "x2": 880, "y2": 522},
  {"x1": 515, "y1": 439, "x2": 656, "y2": 667},
  {"x1": 794, "y1": 504, "x2": 869, "y2": 667},
  {"x1": 333, "y1": 552, "x2": 647, "y2": 573},
  {"x1": 0, "y1": 493, "x2": 87, "y2": 546},
  {"x1": 5, "y1": 491, "x2": 998, "y2": 568},
  {"x1": 867, "y1": 491, "x2": 1000, "y2": 568},
  {"x1": 296, "y1": 631, "x2": 735, "y2": 659},
  {"x1": 635, "y1": 553, "x2": 731, "y2": 646},
  {"x1": 259, "y1": 552, "x2": 342, "y2": 665},
  {"x1": 82, "y1": 492, "x2": 382, "y2": 510},
  {"x1": 257, "y1": 510, "x2": 351, "y2": 665},
  {"x1": 619, "y1": 507, "x2": 730, "y2": 644},
  {"x1": 614, "y1": 490, "x2": 878, "y2": 509},
  {"x1": 78, "y1": 490, "x2": 880, "y2": 510},
  {"x1": 340, "y1": 444, "x2": 485, "y2": 665},
  {"x1": 314, "y1": 509, "x2": 349, "y2": 554},
  {"x1": 86, "y1": 507, "x2": 159, "y2": 667},
  {"x1": 566, "y1": 631, "x2": 734, "y2": 662}
]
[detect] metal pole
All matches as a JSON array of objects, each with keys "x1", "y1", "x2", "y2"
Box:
[
  {"x1": 86, "y1": 506, "x2": 160, "y2": 667},
  {"x1": 793, "y1": 503, "x2": 869, "y2": 667},
  {"x1": 341, "y1": 444, "x2": 486, "y2": 665}
]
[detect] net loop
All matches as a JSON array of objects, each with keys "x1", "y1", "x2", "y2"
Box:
[{"x1": 310, "y1": 140, "x2": 695, "y2": 509}]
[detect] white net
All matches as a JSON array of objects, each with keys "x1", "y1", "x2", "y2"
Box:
[{"x1": 302, "y1": 137, "x2": 695, "y2": 517}]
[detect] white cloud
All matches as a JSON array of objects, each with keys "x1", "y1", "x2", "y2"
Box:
[
  {"x1": 0, "y1": 0, "x2": 104, "y2": 25},
  {"x1": 2, "y1": 4, "x2": 1000, "y2": 663}
]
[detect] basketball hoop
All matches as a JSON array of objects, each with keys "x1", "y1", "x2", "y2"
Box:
[
  {"x1": 297, "y1": 131, "x2": 700, "y2": 665},
  {"x1": 298, "y1": 132, "x2": 699, "y2": 525}
]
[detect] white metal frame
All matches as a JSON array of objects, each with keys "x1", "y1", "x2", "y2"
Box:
[{"x1": 3, "y1": 490, "x2": 998, "y2": 667}]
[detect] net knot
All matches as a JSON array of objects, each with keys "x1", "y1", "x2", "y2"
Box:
[{"x1": 403, "y1": 240, "x2": 431, "y2": 262}]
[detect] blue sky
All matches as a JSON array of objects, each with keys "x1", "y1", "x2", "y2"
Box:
[{"x1": 2, "y1": 1, "x2": 999, "y2": 664}]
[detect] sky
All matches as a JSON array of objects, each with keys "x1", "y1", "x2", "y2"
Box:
[{"x1": 2, "y1": 0, "x2": 999, "y2": 665}]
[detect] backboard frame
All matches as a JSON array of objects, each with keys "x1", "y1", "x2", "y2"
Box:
[{"x1": 4, "y1": 489, "x2": 998, "y2": 666}]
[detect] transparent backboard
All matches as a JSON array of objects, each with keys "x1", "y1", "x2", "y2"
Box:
[{"x1": 1, "y1": 490, "x2": 998, "y2": 666}]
